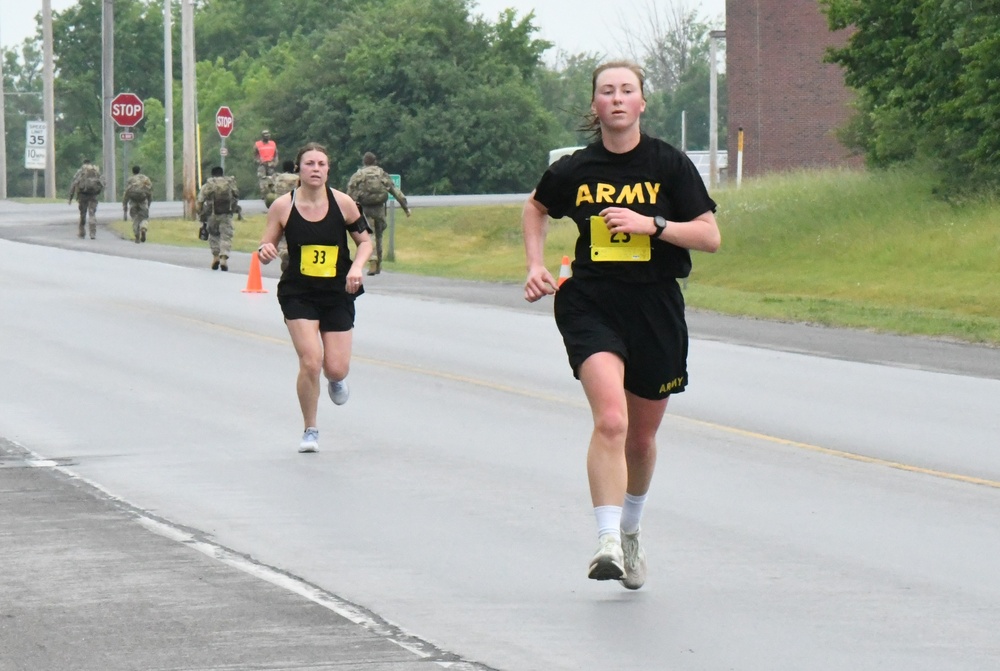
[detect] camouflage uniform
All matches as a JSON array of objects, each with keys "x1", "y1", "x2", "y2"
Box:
[
  {"x1": 265, "y1": 171, "x2": 299, "y2": 208},
  {"x1": 122, "y1": 172, "x2": 153, "y2": 243},
  {"x1": 68, "y1": 162, "x2": 106, "y2": 239},
  {"x1": 196, "y1": 175, "x2": 240, "y2": 270},
  {"x1": 268, "y1": 171, "x2": 300, "y2": 270},
  {"x1": 346, "y1": 164, "x2": 410, "y2": 274}
]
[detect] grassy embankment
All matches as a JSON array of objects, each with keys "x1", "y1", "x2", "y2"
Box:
[{"x1": 109, "y1": 168, "x2": 1000, "y2": 345}]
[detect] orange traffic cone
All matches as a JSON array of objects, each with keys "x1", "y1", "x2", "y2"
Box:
[
  {"x1": 557, "y1": 255, "x2": 572, "y2": 287},
  {"x1": 242, "y1": 251, "x2": 268, "y2": 293}
]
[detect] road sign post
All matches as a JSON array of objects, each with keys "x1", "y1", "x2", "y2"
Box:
[
  {"x1": 215, "y1": 106, "x2": 234, "y2": 170},
  {"x1": 110, "y1": 94, "x2": 144, "y2": 197}
]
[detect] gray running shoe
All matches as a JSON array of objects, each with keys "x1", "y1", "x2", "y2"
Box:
[
  {"x1": 328, "y1": 378, "x2": 350, "y2": 405},
  {"x1": 298, "y1": 427, "x2": 319, "y2": 453},
  {"x1": 588, "y1": 534, "x2": 624, "y2": 581},
  {"x1": 620, "y1": 528, "x2": 647, "y2": 590}
]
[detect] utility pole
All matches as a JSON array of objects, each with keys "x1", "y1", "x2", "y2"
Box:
[
  {"x1": 181, "y1": 0, "x2": 197, "y2": 217},
  {"x1": 163, "y1": 0, "x2": 175, "y2": 200},
  {"x1": 43, "y1": 0, "x2": 57, "y2": 198},
  {"x1": 681, "y1": 110, "x2": 687, "y2": 153},
  {"x1": 101, "y1": 0, "x2": 116, "y2": 202},
  {"x1": 709, "y1": 30, "x2": 726, "y2": 190},
  {"x1": 0, "y1": 21, "x2": 7, "y2": 200}
]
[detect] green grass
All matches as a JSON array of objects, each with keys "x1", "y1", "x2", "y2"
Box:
[
  {"x1": 694, "y1": 168, "x2": 1000, "y2": 344},
  {"x1": 107, "y1": 167, "x2": 1000, "y2": 345}
]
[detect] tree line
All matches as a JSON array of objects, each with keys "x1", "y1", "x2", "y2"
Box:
[{"x1": 2, "y1": 0, "x2": 723, "y2": 199}]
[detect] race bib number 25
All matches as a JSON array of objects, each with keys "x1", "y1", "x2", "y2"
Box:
[
  {"x1": 589, "y1": 215, "x2": 651, "y2": 262},
  {"x1": 300, "y1": 245, "x2": 339, "y2": 277}
]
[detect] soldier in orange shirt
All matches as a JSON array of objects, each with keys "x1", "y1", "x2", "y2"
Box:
[{"x1": 253, "y1": 129, "x2": 280, "y2": 196}]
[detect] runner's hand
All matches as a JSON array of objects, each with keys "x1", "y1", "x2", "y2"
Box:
[{"x1": 524, "y1": 264, "x2": 558, "y2": 303}]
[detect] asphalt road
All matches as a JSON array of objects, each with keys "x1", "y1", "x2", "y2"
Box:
[{"x1": 1, "y1": 199, "x2": 998, "y2": 670}]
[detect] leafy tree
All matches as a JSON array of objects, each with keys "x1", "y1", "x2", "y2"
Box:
[
  {"x1": 537, "y1": 52, "x2": 605, "y2": 148},
  {"x1": 49, "y1": 0, "x2": 174, "y2": 190},
  {"x1": 7, "y1": 0, "x2": 637, "y2": 198},
  {"x1": 2, "y1": 42, "x2": 46, "y2": 196},
  {"x1": 619, "y1": 0, "x2": 725, "y2": 150},
  {"x1": 254, "y1": 0, "x2": 559, "y2": 193},
  {"x1": 822, "y1": 0, "x2": 1000, "y2": 195},
  {"x1": 946, "y1": 12, "x2": 1000, "y2": 193}
]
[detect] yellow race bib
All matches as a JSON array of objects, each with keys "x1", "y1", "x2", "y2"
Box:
[
  {"x1": 300, "y1": 244, "x2": 339, "y2": 277},
  {"x1": 589, "y1": 215, "x2": 651, "y2": 262}
]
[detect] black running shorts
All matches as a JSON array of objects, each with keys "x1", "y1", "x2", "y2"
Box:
[
  {"x1": 278, "y1": 292, "x2": 356, "y2": 333},
  {"x1": 553, "y1": 277, "x2": 689, "y2": 400}
]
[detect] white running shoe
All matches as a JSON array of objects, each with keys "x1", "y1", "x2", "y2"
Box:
[
  {"x1": 588, "y1": 534, "x2": 624, "y2": 581},
  {"x1": 328, "y1": 378, "x2": 350, "y2": 405},
  {"x1": 298, "y1": 427, "x2": 319, "y2": 453},
  {"x1": 620, "y1": 527, "x2": 647, "y2": 590}
]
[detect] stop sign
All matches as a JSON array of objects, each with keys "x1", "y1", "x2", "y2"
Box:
[
  {"x1": 110, "y1": 92, "x2": 144, "y2": 127},
  {"x1": 216, "y1": 106, "x2": 234, "y2": 138}
]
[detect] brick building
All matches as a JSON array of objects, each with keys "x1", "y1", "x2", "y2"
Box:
[{"x1": 725, "y1": 0, "x2": 861, "y2": 177}]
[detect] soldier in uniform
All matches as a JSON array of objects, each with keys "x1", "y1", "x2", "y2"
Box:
[
  {"x1": 196, "y1": 166, "x2": 241, "y2": 271},
  {"x1": 253, "y1": 129, "x2": 280, "y2": 197},
  {"x1": 265, "y1": 159, "x2": 299, "y2": 208},
  {"x1": 267, "y1": 160, "x2": 300, "y2": 271},
  {"x1": 68, "y1": 159, "x2": 106, "y2": 239},
  {"x1": 122, "y1": 165, "x2": 153, "y2": 243},
  {"x1": 346, "y1": 151, "x2": 411, "y2": 275}
]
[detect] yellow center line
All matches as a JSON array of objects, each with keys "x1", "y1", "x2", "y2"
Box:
[
  {"x1": 672, "y1": 416, "x2": 1000, "y2": 490},
  {"x1": 173, "y1": 312, "x2": 1000, "y2": 491},
  {"x1": 355, "y1": 354, "x2": 1000, "y2": 490}
]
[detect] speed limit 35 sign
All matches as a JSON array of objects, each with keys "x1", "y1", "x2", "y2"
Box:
[{"x1": 25, "y1": 120, "x2": 47, "y2": 170}]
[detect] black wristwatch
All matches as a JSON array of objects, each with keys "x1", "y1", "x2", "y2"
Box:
[{"x1": 651, "y1": 215, "x2": 667, "y2": 239}]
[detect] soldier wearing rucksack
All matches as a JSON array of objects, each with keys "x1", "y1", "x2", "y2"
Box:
[
  {"x1": 346, "y1": 152, "x2": 411, "y2": 275},
  {"x1": 196, "y1": 166, "x2": 241, "y2": 271},
  {"x1": 263, "y1": 160, "x2": 300, "y2": 271},
  {"x1": 264, "y1": 160, "x2": 300, "y2": 207},
  {"x1": 68, "y1": 159, "x2": 106, "y2": 239},
  {"x1": 122, "y1": 165, "x2": 153, "y2": 243}
]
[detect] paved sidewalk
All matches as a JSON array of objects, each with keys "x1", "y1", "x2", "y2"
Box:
[{"x1": 0, "y1": 440, "x2": 492, "y2": 671}]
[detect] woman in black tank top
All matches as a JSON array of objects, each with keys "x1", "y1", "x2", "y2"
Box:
[
  {"x1": 278, "y1": 183, "x2": 358, "y2": 298},
  {"x1": 257, "y1": 142, "x2": 373, "y2": 454}
]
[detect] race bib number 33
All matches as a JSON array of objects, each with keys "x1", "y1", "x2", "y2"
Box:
[
  {"x1": 300, "y1": 245, "x2": 339, "y2": 277},
  {"x1": 590, "y1": 215, "x2": 651, "y2": 262}
]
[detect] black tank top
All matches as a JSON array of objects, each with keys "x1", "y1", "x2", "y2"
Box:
[{"x1": 277, "y1": 187, "x2": 360, "y2": 298}]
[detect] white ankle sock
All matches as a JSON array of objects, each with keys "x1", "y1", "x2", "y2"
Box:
[
  {"x1": 594, "y1": 505, "x2": 622, "y2": 541},
  {"x1": 620, "y1": 492, "x2": 648, "y2": 534}
]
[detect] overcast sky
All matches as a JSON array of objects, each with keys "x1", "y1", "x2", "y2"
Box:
[
  {"x1": 471, "y1": 0, "x2": 726, "y2": 61},
  {"x1": 2, "y1": 0, "x2": 727, "y2": 57}
]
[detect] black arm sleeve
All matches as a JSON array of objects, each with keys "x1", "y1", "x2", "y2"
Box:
[{"x1": 346, "y1": 212, "x2": 370, "y2": 234}]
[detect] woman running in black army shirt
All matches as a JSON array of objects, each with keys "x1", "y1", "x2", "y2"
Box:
[{"x1": 523, "y1": 61, "x2": 721, "y2": 589}]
